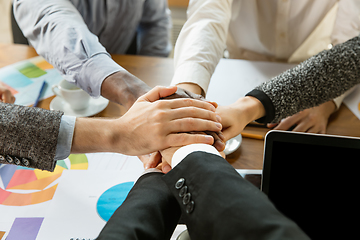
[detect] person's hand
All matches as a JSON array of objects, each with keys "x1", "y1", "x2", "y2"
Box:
[
  {"x1": 216, "y1": 96, "x2": 266, "y2": 141},
  {"x1": 0, "y1": 84, "x2": 15, "y2": 103},
  {"x1": 267, "y1": 101, "x2": 336, "y2": 134},
  {"x1": 175, "y1": 83, "x2": 203, "y2": 96},
  {"x1": 117, "y1": 86, "x2": 222, "y2": 156},
  {"x1": 165, "y1": 86, "x2": 226, "y2": 151}
]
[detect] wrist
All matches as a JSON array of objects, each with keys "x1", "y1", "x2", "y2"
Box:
[
  {"x1": 72, "y1": 118, "x2": 117, "y2": 153},
  {"x1": 176, "y1": 83, "x2": 204, "y2": 96},
  {"x1": 101, "y1": 71, "x2": 151, "y2": 109},
  {"x1": 233, "y1": 96, "x2": 266, "y2": 124}
]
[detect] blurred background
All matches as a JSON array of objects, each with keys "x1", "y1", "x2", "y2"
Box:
[{"x1": 0, "y1": 0, "x2": 189, "y2": 57}]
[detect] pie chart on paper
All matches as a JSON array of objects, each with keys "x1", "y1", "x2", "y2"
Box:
[
  {"x1": 96, "y1": 182, "x2": 135, "y2": 221},
  {"x1": 0, "y1": 154, "x2": 88, "y2": 206}
]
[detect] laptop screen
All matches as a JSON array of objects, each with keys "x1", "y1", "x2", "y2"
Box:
[{"x1": 262, "y1": 130, "x2": 360, "y2": 239}]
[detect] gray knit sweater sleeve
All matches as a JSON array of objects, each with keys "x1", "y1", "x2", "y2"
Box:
[
  {"x1": 253, "y1": 36, "x2": 360, "y2": 123},
  {"x1": 0, "y1": 103, "x2": 63, "y2": 171}
]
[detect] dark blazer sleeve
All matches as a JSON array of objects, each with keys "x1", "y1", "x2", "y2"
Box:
[
  {"x1": 97, "y1": 172, "x2": 181, "y2": 240},
  {"x1": 162, "y1": 152, "x2": 310, "y2": 240},
  {"x1": 0, "y1": 102, "x2": 63, "y2": 171}
]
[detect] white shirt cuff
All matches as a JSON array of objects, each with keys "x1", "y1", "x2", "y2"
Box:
[
  {"x1": 54, "y1": 115, "x2": 76, "y2": 160},
  {"x1": 171, "y1": 62, "x2": 212, "y2": 94},
  {"x1": 171, "y1": 143, "x2": 221, "y2": 168}
]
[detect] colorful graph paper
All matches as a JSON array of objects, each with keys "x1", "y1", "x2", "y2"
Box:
[{"x1": 0, "y1": 154, "x2": 88, "y2": 206}]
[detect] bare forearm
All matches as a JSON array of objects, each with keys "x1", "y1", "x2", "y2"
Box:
[
  {"x1": 71, "y1": 118, "x2": 121, "y2": 154},
  {"x1": 101, "y1": 71, "x2": 151, "y2": 110}
]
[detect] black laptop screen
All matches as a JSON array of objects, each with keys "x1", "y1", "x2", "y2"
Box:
[{"x1": 262, "y1": 131, "x2": 360, "y2": 239}]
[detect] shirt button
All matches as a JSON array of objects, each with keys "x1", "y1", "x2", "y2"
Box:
[
  {"x1": 6, "y1": 155, "x2": 14, "y2": 164},
  {"x1": 179, "y1": 185, "x2": 188, "y2": 198},
  {"x1": 186, "y1": 200, "x2": 195, "y2": 214},
  {"x1": 175, "y1": 178, "x2": 185, "y2": 189},
  {"x1": 182, "y1": 193, "x2": 191, "y2": 205}
]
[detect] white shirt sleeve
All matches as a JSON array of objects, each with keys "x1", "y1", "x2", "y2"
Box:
[
  {"x1": 171, "y1": 143, "x2": 222, "y2": 168},
  {"x1": 171, "y1": 0, "x2": 233, "y2": 94},
  {"x1": 13, "y1": 0, "x2": 125, "y2": 98}
]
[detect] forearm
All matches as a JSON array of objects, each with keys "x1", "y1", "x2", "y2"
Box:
[
  {"x1": 71, "y1": 117, "x2": 121, "y2": 154},
  {"x1": 253, "y1": 36, "x2": 360, "y2": 123},
  {"x1": 0, "y1": 102, "x2": 63, "y2": 171},
  {"x1": 101, "y1": 71, "x2": 151, "y2": 110},
  {"x1": 14, "y1": 0, "x2": 123, "y2": 98},
  {"x1": 171, "y1": 0, "x2": 233, "y2": 94}
]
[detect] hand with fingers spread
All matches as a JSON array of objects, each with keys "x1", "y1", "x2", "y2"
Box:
[
  {"x1": 0, "y1": 84, "x2": 15, "y2": 104},
  {"x1": 164, "y1": 86, "x2": 226, "y2": 151},
  {"x1": 215, "y1": 96, "x2": 266, "y2": 142},
  {"x1": 71, "y1": 86, "x2": 222, "y2": 157},
  {"x1": 119, "y1": 86, "x2": 222, "y2": 155},
  {"x1": 267, "y1": 101, "x2": 336, "y2": 134}
]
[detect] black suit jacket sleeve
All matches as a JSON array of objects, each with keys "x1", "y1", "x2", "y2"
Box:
[
  {"x1": 98, "y1": 151, "x2": 309, "y2": 240},
  {"x1": 97, "y1": 172, "x2": 181, "y2": 240},
  {"x1": 163, "y1": 152, "x2": 310, "y2": 240}
]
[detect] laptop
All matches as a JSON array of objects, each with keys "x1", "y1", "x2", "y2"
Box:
[{"x1": 261, "y1": 130, "x2": 360, "y2": 239}]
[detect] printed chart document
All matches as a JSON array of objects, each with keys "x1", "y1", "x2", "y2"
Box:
[
  {"x1": 0, "y1": 152, "x2": 144, "y2": 240},
  {"x1": 0, "y1": 56, "x2": 62, "y2": 106}
]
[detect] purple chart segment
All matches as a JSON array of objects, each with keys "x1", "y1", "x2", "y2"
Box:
[{"x1": 7, "y1": 217, "x2": 44, "y2": 240}]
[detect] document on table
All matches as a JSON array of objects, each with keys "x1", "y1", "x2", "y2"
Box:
[
  {"x1": 206, "y1": 58, "x2": 296, "y2": 106},
  {"x1": 0, "y1": 56, "x2": 62, "y2": 106}
]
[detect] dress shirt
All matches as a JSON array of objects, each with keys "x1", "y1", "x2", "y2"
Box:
[
  {"x1": 172, "y1": 0, "x2": 360, "y2": 108},
  {"x1": 54, "y1": 115, "x2": 76, "y2": 161},
  {"x1": 141, "y1": 144, "x2": 222, "y2": 176},
  {"x1": 14, "y1": 0, "x2": 171, "y2": 98}
]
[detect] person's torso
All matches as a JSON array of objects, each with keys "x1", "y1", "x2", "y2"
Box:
[
  {"x1": 70, "y1": 0, "x2": 145, "y2": 54},
  {"x1": 227, "y1": 0, "x2": 360, "y2": 62}
]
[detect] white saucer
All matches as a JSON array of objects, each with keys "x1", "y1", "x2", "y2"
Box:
[
  {"x1": 50, "y1": 96, "x2": 109, "y2": 117},
  {"x1": 223, "y1": 134, "x2": 242, "y2": 155}
]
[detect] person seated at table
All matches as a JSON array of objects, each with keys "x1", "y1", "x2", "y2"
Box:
[
  {"x1": 12, "y1": 0, "x2": 226, "y2": 154},
  {"x1": 172, "y1": 0, "x2": 360, "y2": 137},
  {"x1": 147, "y1": 34, "x2": 360, "y2": 171},
  {"x1": 12, "y1": 0, "x2": 196, "y2": 110},
  {"x1": 0, "y1": 85, "x2": 222, "y2": 171},
  {"x1": 97, "y1": 35, "x2": 360, "y2": 239},
  {"x1": 97, "y1": 142, "x2": 310, "y2": 240}
]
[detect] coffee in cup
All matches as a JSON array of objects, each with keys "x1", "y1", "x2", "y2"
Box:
[{"x1": 52, "y1": 80, "x2": 91, "y2": 110}]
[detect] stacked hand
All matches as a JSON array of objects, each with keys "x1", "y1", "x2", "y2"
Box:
[
  {"x1": 0, "y1": 84, "x2": 15, "y2": 103},
  {"x1": 72, "y1": 86, "x2": 224, "y2": 159},
  {"x1": 119, "y1": 86, "x2": 222, "y2": 156}
]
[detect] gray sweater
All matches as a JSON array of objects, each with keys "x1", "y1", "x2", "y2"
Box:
[{"x1": 248, "y1": 35, "x2": 360, "y2": 123}]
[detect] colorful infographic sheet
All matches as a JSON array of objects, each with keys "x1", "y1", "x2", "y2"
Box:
[
  {"x1": 0, "y1": 153, "x2": 144, "y2": 240},
  {"x1": 0, "y1": 56, "x2": 62, "y2": 106}
]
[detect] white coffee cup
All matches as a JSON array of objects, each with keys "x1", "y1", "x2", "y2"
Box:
[{"x1": 52, "y1": 80, "x2": 91, "y2": 110}]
